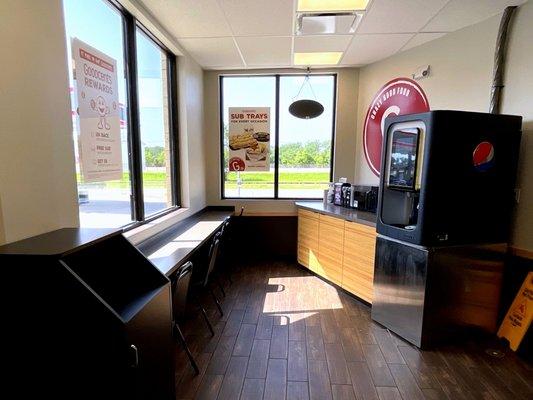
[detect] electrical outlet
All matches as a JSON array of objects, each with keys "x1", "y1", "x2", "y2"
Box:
[{"x1": 514, "y1": 188, "x2": 521, "y2": 203}]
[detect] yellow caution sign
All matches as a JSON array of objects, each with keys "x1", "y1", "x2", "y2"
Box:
[{"x1": 497, "y1": 271, "x2": 533, "y2": 351}]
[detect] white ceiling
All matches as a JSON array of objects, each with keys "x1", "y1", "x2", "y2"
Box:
[{"x1": 138, "y1": 0, "x2": 526, "y2": 69}]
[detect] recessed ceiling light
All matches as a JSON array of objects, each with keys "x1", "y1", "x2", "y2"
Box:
[
  {"x1": 294, "y1": 52, "x2": 343, "y2": 65},
  {"x1": 297, "y1": 0, "x2": 369, "y2": 12}
]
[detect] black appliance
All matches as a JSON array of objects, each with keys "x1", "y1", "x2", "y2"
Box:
[
  {"x1": 349, "y1": 185, "x2": 379, "y2": 212},
  {"x1": 333, "y1": 182, "x2": 351, "y2": 206},
  {"x1": 372, "y1": 110, "x2": 522, "y2": 349},
  {"x1": 0, "y1": 228, "x2": 175, "y2": 399},
  {"x1": 376, "y1": 110, "x2": 521, "y2": 247}
]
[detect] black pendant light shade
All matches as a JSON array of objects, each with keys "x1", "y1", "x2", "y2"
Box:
[
  {"x1": 289, "y1": 68, "x2": 324, "y2": 119},
  {"x1": 289, "y1": 99, "x2": 324, "y2": 119}
]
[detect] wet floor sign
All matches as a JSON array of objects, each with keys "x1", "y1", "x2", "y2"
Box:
[{"x1": 497, "y1": 272, "x2": 533, "y2": 351}]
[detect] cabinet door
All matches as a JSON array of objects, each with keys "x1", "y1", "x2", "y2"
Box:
[
  {"x1": 318, "y1": 214, "x2": 344, "y2": 286},
  {"x1": 342, "y1": 221, "x2": 376, "y2": 303},
  {"x1": 297, "y1": 210, "x2": 319, "y2": 271}
]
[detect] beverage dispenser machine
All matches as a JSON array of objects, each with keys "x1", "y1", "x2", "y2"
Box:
[{"x1": 371, "y1": 110, "x2": 521, "y2": 348}]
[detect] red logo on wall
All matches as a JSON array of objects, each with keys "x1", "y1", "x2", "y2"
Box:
[
  {"x1": 363, "y1": 78, "x2": 430, "y2": 176},
  {"x1": 473, "y1": 141, "x2": 495, "y2": 171}
]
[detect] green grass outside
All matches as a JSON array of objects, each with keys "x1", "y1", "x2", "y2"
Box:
[
  {"x1": 77, "y1": 171, "x2": 330, "y2": 189},
  {"x1": 77, "y1": 172, "x2": 167, "y2": 189},
  {"x1": 225, "y1": 171, "x2": 329, "y2": 189}
]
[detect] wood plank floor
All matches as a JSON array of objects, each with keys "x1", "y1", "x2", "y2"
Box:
[{"x1": 175, "y1": 261, "x2": 533, "y2": 400}]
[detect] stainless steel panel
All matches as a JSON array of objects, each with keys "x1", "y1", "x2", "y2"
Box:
[{"x1": 371, "y1": 236, "x2": 428, "y2": 347}]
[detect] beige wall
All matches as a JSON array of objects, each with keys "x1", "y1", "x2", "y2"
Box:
[
  {"x1": 203, "y1": 68, "x2": 359, "y2": 215},
  {"x1": 0, "y1": 0, "x2": 79, "y2": 244},
  {"x1": 353, "y1": 2, "x2": 533, "y2": 251},
  {"x1": 0, "y1": 0, "x2": 208, "y2": 245},
  {"x1": 354, "y1": 15, "x2": 500, "y2": 184},
  {"x1": 501, "y1": 2, "x2": 533, "y2": 251}
]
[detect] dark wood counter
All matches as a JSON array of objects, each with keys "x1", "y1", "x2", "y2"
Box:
[
  {"x1": 137, "y1": 208, "x2": 234, "y2": 277},
  {"x1": 295, "y1": 201, "x2": 377, "y2": 227}
]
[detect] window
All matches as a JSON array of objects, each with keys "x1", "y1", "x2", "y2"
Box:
[
  {"x1": 279, "y1": 75, "x2": 335, "y2": 198},
  {"x1": 135, "y1": 29, "x2": 173, "y2": 216},
  {"x1": 63, "y1": 0, "x2": 178, "y2": 228},
  {"x1": 220, "y1": 74, "x2": 335, "y2": 199}
]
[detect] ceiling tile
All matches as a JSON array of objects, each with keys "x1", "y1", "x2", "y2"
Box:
[
  {"x1": 401, "y1": 32, "x2": 446, "y2": 51},
  {"x1": 236, "y1": 36, "x2": 292, "y2": 66},
  {"x1": 219, "y1": 0, "x2": 294, "y2": 36},
  {"x1": 341, "y1": 33, "x2": 413, "y2": 65},
  {"x1": 294, "y1": 35, "x2": 353, "y2": 53},
  {"x1": 423, "y1": 0, "x2": 527, "y2": 33},
  {"x1": 358, "y1": 0, "x2": 448, "y2": 33},
  {"x1": 179, "y1": 37, "x2": 244, "y2": 68},
  {"x1": 139, "y1": 0, "x2": 232, "y2": 38}
]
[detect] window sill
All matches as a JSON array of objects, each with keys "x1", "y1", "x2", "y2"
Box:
[{"x1": 124, "y1": 207, "x2": 191, "y2": 246}]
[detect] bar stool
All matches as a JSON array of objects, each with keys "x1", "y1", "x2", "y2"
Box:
[
  {"x1": 172, "y1": 261, "x2": 214, "y2": 374},
  {"x1": 218, "y1": 218, "x2": 233, "y2": 285},
  {"x1": 194, "y1": 231, "x2": 224, "y2": 317}
]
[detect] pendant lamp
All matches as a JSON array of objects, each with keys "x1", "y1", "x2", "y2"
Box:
[{"x1": 289, "y1": 68, "x2": 324, "y2": 119}]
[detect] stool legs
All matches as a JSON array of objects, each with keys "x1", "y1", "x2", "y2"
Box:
[
  {"x1": 194, "y1": 295, "x2": 215, "y2": 336},
  {"x1": 209, "y1": 287, "x2": 224, "y2": 317},
  {"x1": 216, "y1": 278, "x2": 226, "y2": 297},
  {"x1": 174, "y1": 322, "x2": 199, "y2": 375}
]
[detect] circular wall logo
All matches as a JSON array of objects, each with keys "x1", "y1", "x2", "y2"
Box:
[
  {"x1": 229, "y1": 157, "x2": 246, "y2": 171},
  {"x1": 473, "y1": 141, "x2": 495, "y2": 171},
  {"x1": 363, "y1": 78, "x2": 430, "y2": 176}
]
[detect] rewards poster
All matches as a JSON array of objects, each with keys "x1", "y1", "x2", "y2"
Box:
[
  {"x1": 228, "y1": 107, "x2": 270, "y2": 171},
  {"x1": 72, "y1": 38, "x2": 122, "y2": 182}
]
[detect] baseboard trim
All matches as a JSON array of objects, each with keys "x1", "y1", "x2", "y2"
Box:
[{"x1": 509, "y1": 246, "x2": 533, "y2": 260}]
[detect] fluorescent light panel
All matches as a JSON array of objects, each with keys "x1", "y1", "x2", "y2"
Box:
[
  {"x1": 297, "y1": 0, "x2": 369, "y2": 12},
  {"x1": 294, "y1": 52, "x2": 343, "y2": 65}
]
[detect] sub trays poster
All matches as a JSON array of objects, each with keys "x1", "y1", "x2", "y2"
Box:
[{"x1": 228, "y1": 107, "x2": 270, "y2": 171}]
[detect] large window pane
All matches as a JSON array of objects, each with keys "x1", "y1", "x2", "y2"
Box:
[
  {"x1": 279, "y1": 75, "x2": 335, "y2": 198},
  {"x1": 64, "y1": 0, "x2": 133, "y2": 228},
  {"x1": 222, "y1": 76, "x2": 276, "y2": 198},
  {"x1": 135, "y1": 29, "x2": 173, "y2": 216}
]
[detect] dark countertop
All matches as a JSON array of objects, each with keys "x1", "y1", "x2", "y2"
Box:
[
  {"x1": 0, "y1": 228, "x2": 120, "y2": 256},
  {"x1": 295, "y1": 201, "x2": 377, "y2": 227},
  {"x1": 137, "y1": 208, "x2": 233, "y2": 277}
]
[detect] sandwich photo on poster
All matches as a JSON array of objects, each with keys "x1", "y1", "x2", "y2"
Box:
[{"x1": 228, "y1": 107, "x2": 270, "y2": 171}]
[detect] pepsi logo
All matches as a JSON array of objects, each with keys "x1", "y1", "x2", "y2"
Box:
[
  {"x1": 473, "y1": 141, "x2": 495, "y2": 171},
  {"x1": 363, "y1": 78, "x2": 430, "y2": 176}
]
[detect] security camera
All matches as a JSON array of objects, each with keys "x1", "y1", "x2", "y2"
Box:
[{"x1": 413, "y1": 65, "x2": 430, "y2": 80}]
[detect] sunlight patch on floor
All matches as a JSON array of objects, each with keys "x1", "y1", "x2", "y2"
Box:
[{"x1": 262, "y1": 275, "x2": 344, "y2": 315}]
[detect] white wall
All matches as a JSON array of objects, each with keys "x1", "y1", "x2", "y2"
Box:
[
  {"x1": 0, "y1": 0, "x2": 208, "y2": 245},
  {"x1": 353, "y1": 2, "x2": 533, "y2": 251},
  {"x1": 203, "y1": 68, "x2": 359, "y2": 215},
  {"x1": 0, "y1": 0, "x2": 79, "y2": 244},
  {"x1": 178, "y1": 56, "x2": 207, "y2": 213}
]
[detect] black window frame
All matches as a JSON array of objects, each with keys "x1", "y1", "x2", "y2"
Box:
[
  {"x1": 219, "y1": 73, "x2": 337, "y2": 200},
  {"x1": 72, "y1": 0, "x2": 180, "y2": 231}
]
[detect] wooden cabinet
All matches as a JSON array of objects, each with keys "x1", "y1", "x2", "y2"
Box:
[
  {"x1": 318, "y1": 214, "x2": 344, "y2": 286},
  {"x1": 297, "y1": 209, "x2": 320, "y2": 273},
  {"x1": 342, "y1": 221, "x2": 377, "y2": 303},
  {"x1": 297, "y1": 208, "x2": 377, "y2": 303}
]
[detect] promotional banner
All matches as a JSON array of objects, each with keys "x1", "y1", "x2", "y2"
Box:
[
  {"x1": 72, "y1": 38, "x2": 122, "y2": 182},
  {"x1": 228, "y1": 107, "x2": 270, "y2": 171},
  {"x1": 363, "y1": 78, "x2": 429, "y2": 176}
]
